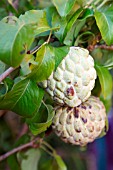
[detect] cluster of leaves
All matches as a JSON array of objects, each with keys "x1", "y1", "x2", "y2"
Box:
[{"x1": 0, "y1": 0, "x2": 113, "y2": 169}]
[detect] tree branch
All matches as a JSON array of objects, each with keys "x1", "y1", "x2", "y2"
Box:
[
  {"x1": 88, "y1": 44, "x2": 113, "y2": 52},
  {"x1": 0, "y1": 137, "x2": 40, "y2": 162},
  {"x1": 95, "y1": 44, "x2": 113, "y2": 51},
  {"x1": 0, "y1": 67, "x2": 16, "y2": 83}
]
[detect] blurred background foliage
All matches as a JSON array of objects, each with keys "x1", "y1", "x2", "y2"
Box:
[{"x1": 0, "y1": 0, "x2": 113, "y2": 170}]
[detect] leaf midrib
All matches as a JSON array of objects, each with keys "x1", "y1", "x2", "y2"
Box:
[{"x1": 11, "y1": 79, "x2": 30, "y2": 110}]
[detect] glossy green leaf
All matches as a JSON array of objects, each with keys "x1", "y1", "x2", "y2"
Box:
[
  {"x1": 0, "y1": 78, "x2": 44, "y2": 118},
  {"x1": 95, "y1": 5, "x2": 113, "y2": 45},
  {"x1": 64, "y1": 23, "x2": 76, "y2": 46},
  {"x1": 28, "y1": 45, "x2": 55, "y2": 82},
  {"x1": 52, "y1": 11, "x2": 67, "y2": 42},
  {"x1": 51, "y1": 0, "x2": 76, "y2": 17},
  {"x1": 95, "y1": 64, "x2": 112, "y2": 99},
  {"x1": 20, "y1": 54, "x2": 34, "y2": 76},
  {"x1": 28, "y1": 104, "x2": 55, "y2": 135},
  {"x1": 74, "y1": 19, "x2": 86, "y2": 38},
  {"x1": 34, "y1": 12, "x2": 52, "y2": 36},
  {"x1": 79, "y1": 8, "x2": 94, "y2": 20},
  {"x1": 51, "y1": 46, "x2": 69, "y2": 69},
  {"x1": 19, "y1": 10, "x2": 44, "y2": 24},
  {"x1": 19, "y1": 10, "x2": 58, "y2": 36},
  {"x1": 103, "y1": 56, "x2": 113, "y2": 70},
  {"x1": 0, "y1": 20, "x2": 34, "y2": 67},
  {"x1": 3, "y1": 77, "x2": 14, "y2": 93},
  {"x1": 54, "y1": 154, "x2": 67, "y2": 170},
  {"x1": 18, "y1": 149, "x2": 41, "y2": 170},
  {"x1": 45, "y1": 6, "x2": 57, "y2": 26},
  {"x1": 64, "y1": 8, "x2": 83, "y2": 38},
  {"x1": 19, "y1": 10, "x2": 50, "y2": 35},
  {"x1": 100, "y1": 94, "x2": 112, "y2": 113}
]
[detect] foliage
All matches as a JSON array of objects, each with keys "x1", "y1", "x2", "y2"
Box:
[{"x1": 0, "y1": 0, "x2": 113, "y2": 169}]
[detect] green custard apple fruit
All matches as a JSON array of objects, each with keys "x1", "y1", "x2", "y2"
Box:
[{"x1": 41, "y1": 47, "x2": 97, "y2": 107}]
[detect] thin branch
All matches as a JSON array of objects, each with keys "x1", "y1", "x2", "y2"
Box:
[
  {"x1": 27, "y1": 45, "x2": 41, "y2": 54},
  {"x1": 0, "y1": 67, "x2": 16, "y2": 83},
  {"x1": 46, "y1": 30, "x2": 52, "y2": 44},
  {"x1": 95, "y1": 44, "x2": 113, "y2": 51},
  {"x1": 0, "y1": 137, "x2": 40, "y2": 162},
  {"x1": 27, "y1": 31, "x2": 52, "y2": 55},
  {"x1": 87, "y1": 44, "x2": 113, "y2": 52},
  {"x1": 13, "y1": 0, "x2": 19, "y2": 10}
]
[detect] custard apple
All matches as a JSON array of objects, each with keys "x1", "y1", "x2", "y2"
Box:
[
  {"x1": 52, "y1": 96, "x2": 107, "y2": 146},
  {"x1": 41, "y1": 47, "x2": 97, "y2": 107}
]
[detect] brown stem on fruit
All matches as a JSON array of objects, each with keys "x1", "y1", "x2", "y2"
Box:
[
  {"x1": 0, "y1": 137, "x2": 40, "y2": 162},
  {"x1": 0, "y1": 67, "x2": 16, "y2": 83}
]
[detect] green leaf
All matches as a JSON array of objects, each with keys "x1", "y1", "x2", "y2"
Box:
[
  {"x1": 64, "y1": 8, "x2": 83, "y2": 38},
  {"x1": 34, "y1": 12, "x2": 52, "y2": 36},
  {"x1": 3, "y1": 77, "x2": 14, "y2": 93},
  {"x1": 19, "y1": 10, "x2": 44, "y2": 25},
  {"x1": 52, "y1": 11, "x2": 67, "y2": 42},
  {"x1": 20, "y1": 54, "x2": 34, "y2": 76},
  {"x1": 18, "y1": 149, "x2": 41, "y2": 170},
  {"x1": 38, "y1": 159, "x2": 57, "y2": 170},
  {"x1": 64, "y1": 23, "x2": 76, "y2": 46},
  {"x1": 54, "y1": 154, "x2": 67, "y2": 170},
  {"x1": 7, "y1": 155, "x2": 20, "y2": 170},
  {"x1": 74, "y1": 31, "x2": 95, "y2": 46},
  {"x1": 7, "y1": 134, "x2": 30, "y2": 170},
  {"x1": 79, "y1": 8, "x2": 94, "y2": 20},
  {"x1": 100, "y1": 94, "x2": 112, "y2": 113},
  {"x1": 19, "y1": 10, "x2": 58, "y2": 36},
  {"x1": 95, "y1": 5, "x2": 113, "y2": 45},
  {"x1": 19, "y1": 10, "x2": 50, "y2": 35},
  {"x1": 28, "y1": 104, "x2": 55, "y2": 135},
  {"x1": 95, "y1": 64, "x2": 112, "y2": 99},
  {"x1": 45, "y1": 6, "x2": 57, "y2": 26},
  {"x1": 51, "y1": 0, "x2": 76, "y2": 17},
  {"x1": 52, "y1": 46, "x2": 69, "y2": 69},
  {"x1": 0, "y1": 20, "x2": 34, "y2": 67},
  {"x1": 28, "y1": 45, "x2": 55, "y2": 82},
  {"x1": 0, "y1": 78, "x2": 44, "y2": 118},
  {"x1": 74, "y1": 19, "x2": 86, "y2": 38},
  {"x1": 103, "y1": 56, "x2": 113, "y2": 70}
]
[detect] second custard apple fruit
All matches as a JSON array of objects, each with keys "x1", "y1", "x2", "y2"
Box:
[
  {"x1": 52, "y1": 96, "x2": 107, "y2": 146},
  {"x1": 41, "y1": 47, "x2": 97, "y2": 107}
]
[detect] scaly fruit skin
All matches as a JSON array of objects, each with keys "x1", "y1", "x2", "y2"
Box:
[
  {"x1": 41, "y1": 47, "x2": 97, "y2": 107},
  {"x1": 52, "y1": 96, "x2": 107, "y2": 146}
]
